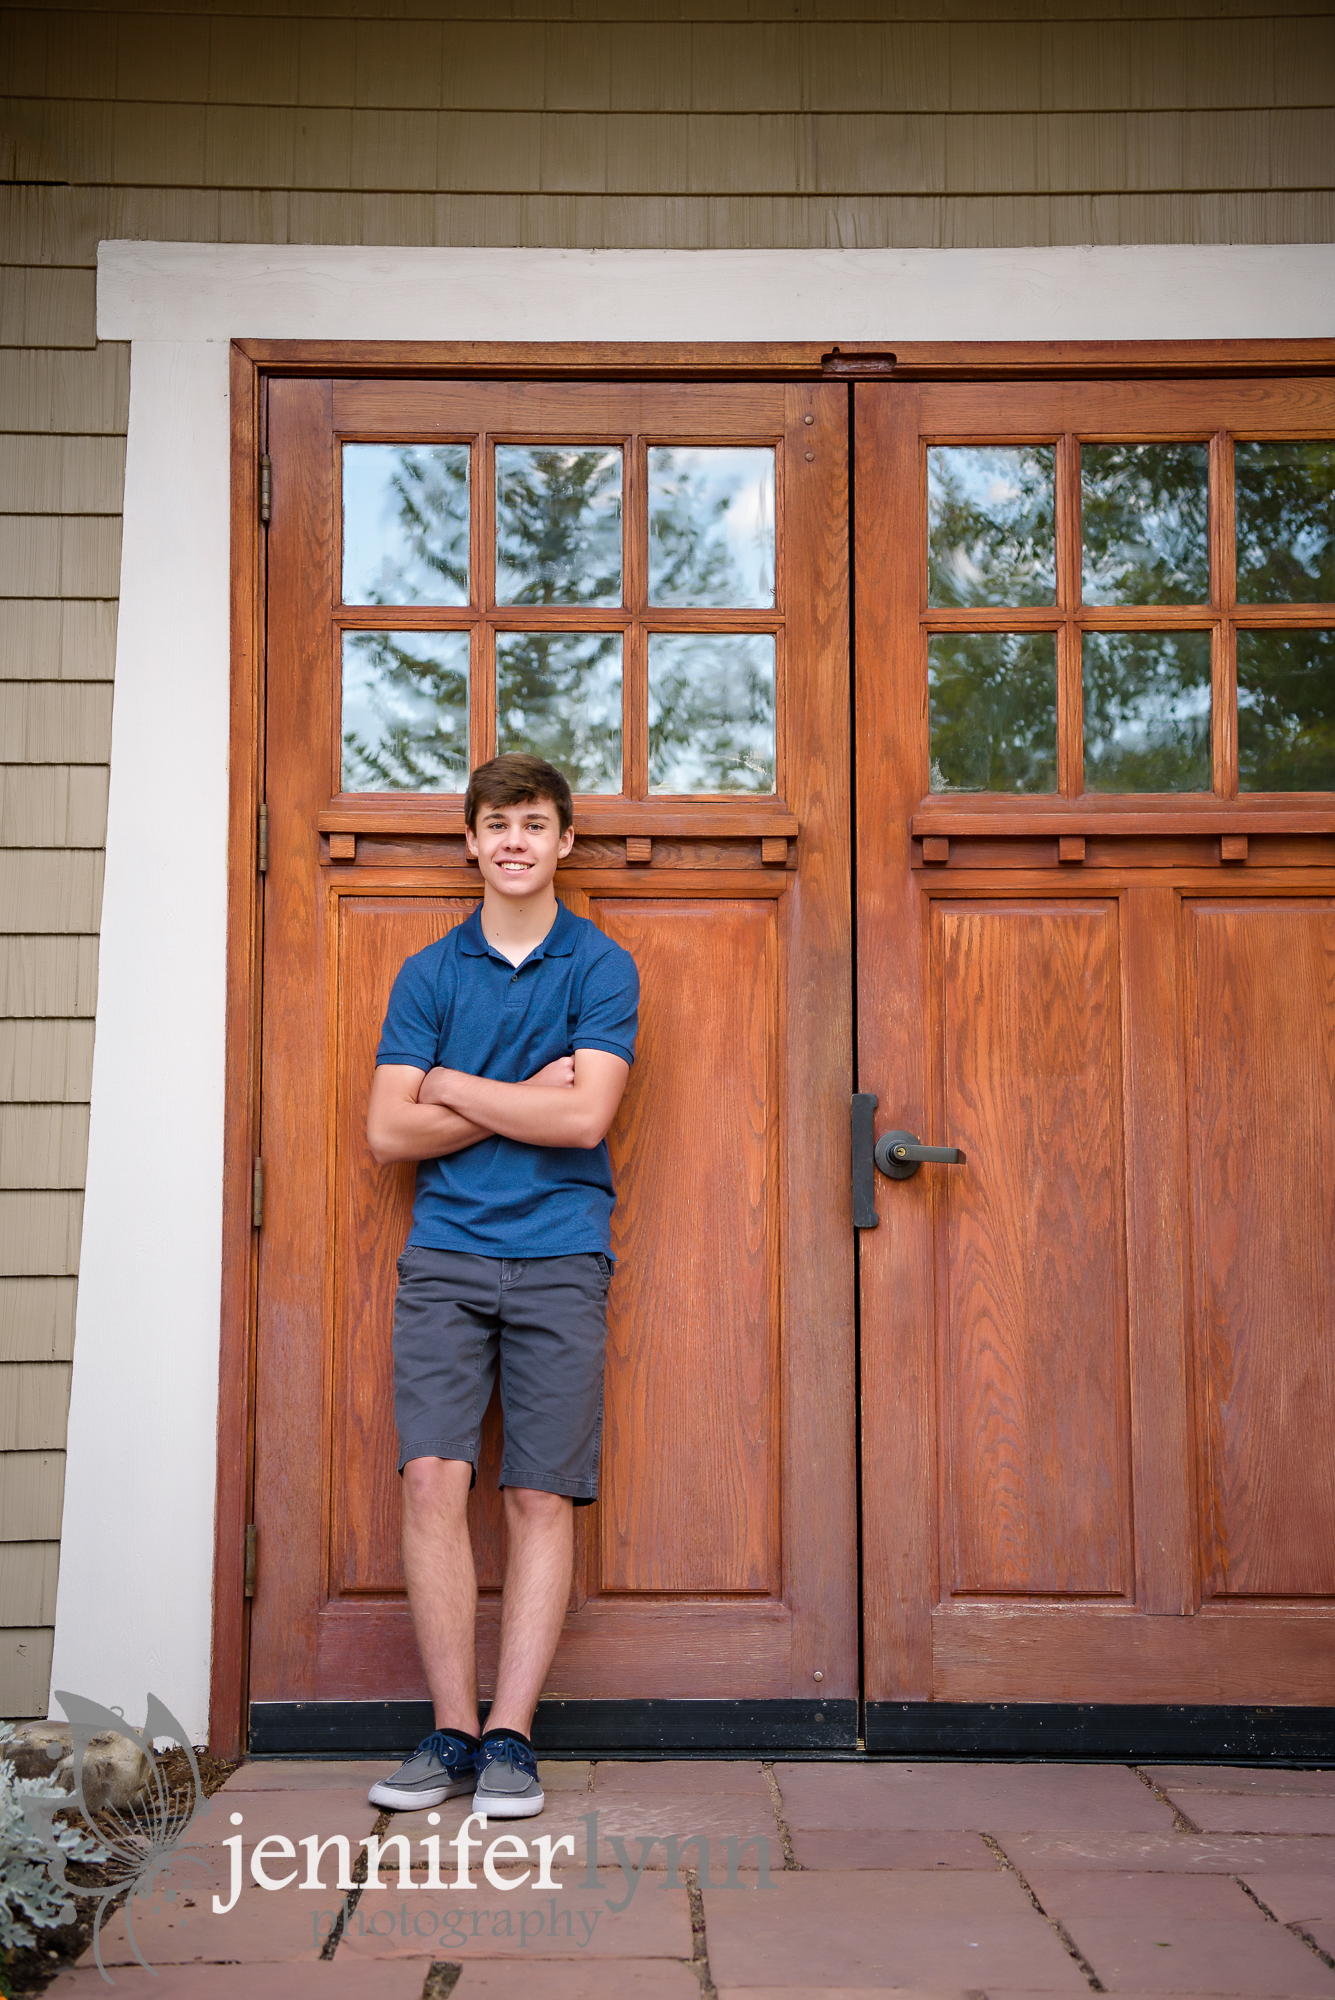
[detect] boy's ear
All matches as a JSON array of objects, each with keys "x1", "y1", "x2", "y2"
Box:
[
  {"x1": 464, "y1": 822, "x2": 479, "y2": 854},
  {"x1": 558, "y1": 822, "x2": 576, "y2": 857}
]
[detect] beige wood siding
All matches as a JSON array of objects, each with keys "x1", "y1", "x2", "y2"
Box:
[{"x1": 0, "y1": 0, "x2": 1330, "y2": 1721}]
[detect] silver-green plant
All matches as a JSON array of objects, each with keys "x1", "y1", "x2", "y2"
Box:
[{"x1": 0, "y1": 1724, "x2": 107, "y2": 1952}]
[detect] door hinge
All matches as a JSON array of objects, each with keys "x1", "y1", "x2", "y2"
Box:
[
  {"x1": 243, "y1": 1524, "x2": 257, "y2": 1599},
  {"x1": 252, "y1": 1157, "x2": 264, "y2": 1229},
  {"x1": 257, "y1": 802, "x2": 268, "y2": 874},
  {"x1": 259, "y1": 454, "x2": 271, "y2": 524}
]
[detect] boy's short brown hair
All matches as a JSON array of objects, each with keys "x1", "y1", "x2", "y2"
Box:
[{"x1": 464, "y1": 753, "x2": 574, "y2": 835}]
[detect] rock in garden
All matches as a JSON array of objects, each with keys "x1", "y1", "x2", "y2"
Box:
[{"x1": 3, "y1": 1719, "x2": 152, "y2": 1812}]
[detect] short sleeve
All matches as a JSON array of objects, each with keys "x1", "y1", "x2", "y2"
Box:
[
  {"x1": 376, "y1": 946, "x2": 443, "y2": 1071},
  {"x1": 572, "y1": 942, "x2": 639, "y2": 1065}
]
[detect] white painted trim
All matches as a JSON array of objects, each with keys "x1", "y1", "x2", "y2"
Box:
[{"x1": 54, "y1": 241, "x2": 1335, "y2": 1741}]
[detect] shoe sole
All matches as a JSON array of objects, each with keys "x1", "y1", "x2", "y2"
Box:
[
  {"x1": 472, "y1": 1789, "x2": 545, "y2": 1819},
  {"x1": 367, "y1": 1774, "x2": 475, "y2": 1810}
]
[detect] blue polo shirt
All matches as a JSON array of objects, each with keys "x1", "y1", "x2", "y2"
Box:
[{"x1": 376, "y1": 902, "x2": 638, "y2": 1259}]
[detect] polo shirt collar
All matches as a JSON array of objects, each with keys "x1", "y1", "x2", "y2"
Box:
[{"x1": 458, "y1": 900, "x2": 578, "y2": 962}]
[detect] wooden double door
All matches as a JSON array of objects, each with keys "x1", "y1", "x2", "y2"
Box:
[{"x1": 246, "y1": 361, "x2": 1335, "y2": 1749}]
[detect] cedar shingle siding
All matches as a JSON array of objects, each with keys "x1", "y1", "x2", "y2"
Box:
[{"x1": 1, "y1": 0, "x2": 1332, "y2": 1718}]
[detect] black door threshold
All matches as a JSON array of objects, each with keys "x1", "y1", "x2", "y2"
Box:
[
  {"x1": 249, "y1": 1698, "x2": 858, "y2": 1757},
  {"x1": 866, "y1": 1702, "x2": 1335, "y2": 1762},
  {"x1": 248, "y1": 1698, "x2": 1335, "y2": 1762}
]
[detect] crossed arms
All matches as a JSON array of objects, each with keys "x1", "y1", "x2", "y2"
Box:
[{"x1": 367, "y1": 1049, "x2": 631, "y2": 1166}]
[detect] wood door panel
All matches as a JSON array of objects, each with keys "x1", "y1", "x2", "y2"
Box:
[
  {"x1": 331, "y1": 893, "x2": 505, "y2": 1597},
  {"x1": 1186, "y1": 900, "x2": 1335, "y2": 1601},
  {"x1": 932, "y1": 1607, "x2": 1335, "y2": 1703},
  {"x1": 595, "y1": 898, "x2": 778, "y2": 1597},
  {"x1": 934, "y1": 900, "x2": 1132, "y2": 1600}
]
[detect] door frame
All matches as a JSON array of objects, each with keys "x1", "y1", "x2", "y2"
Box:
[{"x1": 213, "y1": 338, "x2": 1335, "y2": 1759}]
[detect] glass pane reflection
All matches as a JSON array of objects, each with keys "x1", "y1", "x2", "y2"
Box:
[
  {"x1": 927, "y1": 446, "x2": 1056, "y2": 607},
  {"x1": 647, "y1": 448, "x2": 775, "y2": 607},
  {"x1": 495, "y1": 631, "x2": 622, "y2": 794},
  {"x1": 1235, "y1": 441, "x2": 1335, "y2": 603},
  {"x1": 1238, "y1": 628, "x2": 1335, "y2": 790},
  {"x1": 1082, "y1": 630, "x2": 1211, "y2": 793},
  {"x1": 341, "y1": 630, "x2": 469, "y2": 792},
  {"x1": 342, "y1": 444, "x2": 469, "y2": 606},
  {"x1": 648, "y1": 633, "x2": 776, "y2": 794},
  {"x1": 1081, "y1": 443, "x2": 1209, "y2": 604},
  {"x1": 495, "y1": 447, "x2": 622, "y2": 606},
  {"x1": 928, "y1": 632, "x2": 1057, "y2": 793}
]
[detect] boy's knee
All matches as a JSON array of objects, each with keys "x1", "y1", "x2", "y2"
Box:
[
  {"x1": 402, "y1": 1455, "x2": 472, "y2": 1511},
  {"x1": 504, "y1": 1484, "x2": 572, "y2": 1526}
]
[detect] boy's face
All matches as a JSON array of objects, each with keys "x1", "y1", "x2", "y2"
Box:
[{"x1": 465, "y1": 796, "x2": 574, "y2": 900}]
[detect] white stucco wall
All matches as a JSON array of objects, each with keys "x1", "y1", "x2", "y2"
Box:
[{"x1": 52, "y1": 242, "x2": 1335, "y2": 1741}]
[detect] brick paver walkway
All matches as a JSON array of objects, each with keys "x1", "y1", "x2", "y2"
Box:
[{"x1": 49, "y1": 1758, "x2": 1335, "y2": 1997}]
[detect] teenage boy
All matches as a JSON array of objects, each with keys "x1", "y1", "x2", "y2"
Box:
[{"x1": 363, "y1": 754, "x2": 638, "y2": 1821}]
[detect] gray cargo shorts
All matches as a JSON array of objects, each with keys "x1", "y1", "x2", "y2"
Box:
[{"x1": 392, "y1": 1245, "x2": 611, "y2": 1504}]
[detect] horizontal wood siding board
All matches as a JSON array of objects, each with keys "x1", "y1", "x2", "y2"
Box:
[
  {"x1": 0, "y1": 269, "x2": 97, "y2": 350},
  {"x1": 2, "y1": 187, "x2": 1333, "y2": 262},
  {"x1": 0, "y1": 767, "x2": 109, "y2": 847},
  {"x1": 0, "y1": 1626, "x2": 55, "y2": 1718},
  {"x1": 0, "y1": 1020, "x2": 96, "y2": 1100},
  {"x1": 0, "y1": 852, "x2": 104, "y2": 931},
  {"x1": 0, "y1": 1541, "x2": 60, "y2": 1623},
  {"x1": 0, "y1": 684, "x2": 113, "y2": 761},
  {"x1": 0, "y1": 1277, "x2": 78, "y2": 1360},
  {"x1": 0, "y1": 438, "x2": 127, "y2": 516},
  {"x1": 0, "y1": 938, "x2": 99, "y2": 1016},
  {"x1": 0, "y1": 1361, "x2": 72, "y2": 1449},
  {"x1": 0, "y1": 1104, "x2": 90, "y2": 1187},
  {"x1": 0, "y1": 347, "x2": 129, "y2": 435},
  {"x1": 0, "y1": 520, "x2": 123, "y2": 600},
  {"x1": 0, "y1": 601, "x2": 117, "y2": 681},
  {"x1": 0, "y1": 1192, "x2": 83, "y2": 1274},
  {"x1": 0, "y1": 1450, "x2": 64, "y2": 1539}
]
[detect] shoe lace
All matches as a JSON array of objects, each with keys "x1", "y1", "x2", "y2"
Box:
[
  {"x1": 420, "y1": 1730, "x2": 470, "y2": 1768},
  {"x1": 481, "y1": 1736, "x2": 534, "y2": 1775}
]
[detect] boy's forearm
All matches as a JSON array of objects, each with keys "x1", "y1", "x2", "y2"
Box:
[
  {"x1": 432, "y1": 1069, "x2": 606, "y2": 1150},
  {"x1": 368, "y1": 1100, "x2": 491, "y2": 1165}
]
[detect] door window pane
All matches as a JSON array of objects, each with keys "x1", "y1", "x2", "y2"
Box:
[
  {"x1": 495, "y1": 447, "x2": 622, "y2": 606},
  {"x1": 927, "y1": 446, "x2": 1056, "y2": 607},
  {"x1": 1082, "y1": 630, "x2": 1211, "y2": 793},
  {"x1": 1235, "y1": 442, "x2": 1335, "y2": 603},
  {"x1": 1237, "y1": 628, "x2": 1335, "y2": 790},
  {"x1": 342, "y1": 444, "x2": 469, "y2": 606},
  {"x1": 495, "y1": 631, "x2": 622, "y2": 794},
  {"x1": 647, "y1": 633, "x2": 776, "y2": 794},
  {"x1": 928, "y1": 632, "x2": 1058, "y2": 793},
  {"x1": 341, "y1": 630, "x2": 469, "y2": 792},
  {"x1": 647, "y1": 448, "x2": 775, "y2": 607},
  {"x1": 1081, "y1": 444, "x2": 1209, "y2": 605}
]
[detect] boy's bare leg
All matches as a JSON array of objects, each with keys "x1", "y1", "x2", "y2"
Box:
[
  {"x1": 401, "y1": 1455, "x2": 482, "y2": 1737},
  {"x1": 486, "y1": 1487, "x2": 575, "y2": 1736}
]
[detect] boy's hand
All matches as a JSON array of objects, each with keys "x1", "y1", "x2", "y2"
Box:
[{"x1": 528, "y1": 1055, "x2": 575, "y2": 1089}]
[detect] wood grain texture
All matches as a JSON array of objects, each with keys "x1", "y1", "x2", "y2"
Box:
[
  {"x1": 0, "y1": 1278, "x2": 77, "y2": 1362},
  {"x1": 331, "y1": 894, "x2": 477, "y2": 1597},
  {"x1": 933, "y1": 1605, "x2": 1335, "y2": 1703},
  {"x1": 0, "y1": 1361, "x2": 70, "y2": 1451},
  {"x1": 596, "y1": 898, "x2": 778, "y2": 1596},
  {"x1": 1186, "y1": 900, "x2": 1335, "y2": 1600},
  {"x1": 0, "y1": 1450, "x2": 64, "y2": 1539},
  {"x1": 934, "y1": 900, "x2": 1132, "y2": 1598},
  {"x1": 0, "y1": 601, "x2": 117, "y2": 683}
]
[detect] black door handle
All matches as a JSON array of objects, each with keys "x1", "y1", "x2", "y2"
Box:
[
  {"x1": 853, "y1": 1096, "x2": 967, "y2": 1228},
  {"x1": 874, "y1": 1130, "x2": 966, "y2": 1180}
]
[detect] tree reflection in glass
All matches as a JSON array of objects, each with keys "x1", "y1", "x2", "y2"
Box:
[
  {"x1": 647, "y1": 449, "x2": 775, "y2": 607},
  {"x1": 1081, "y1": 444, "x2": 1209, "y2": 604},
  {"x1": 495, "y1": 447, "x2": 623, "y2": 606},
  {"x1": 648, "y1": 633, "x2": 775, "y2": 793},
  {"x1": 1238, "y1": 629, "x2": 1335, "y2": 790},
  {"x1": 927, "y1": 447, "x2": 1056, "y2": 607},
  {"x1": 342, "y1": 444, "x2": 470, "y2": 606},
  {"x1": 341, "y1": 630, "x2": 470, "y2": 791},
  {"x1": 1235, "y1": 442, "x2": 1335, "y2": 603},
  {"x1": 1082, "y1": 631, "x2": 1211, "y2": 792},
  {"x1": 495, "y1": 631, "x2": 622, "y2": 794},
  {"x1": 928, "y1": 633, "x2": 1057, "y2": 792}
]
